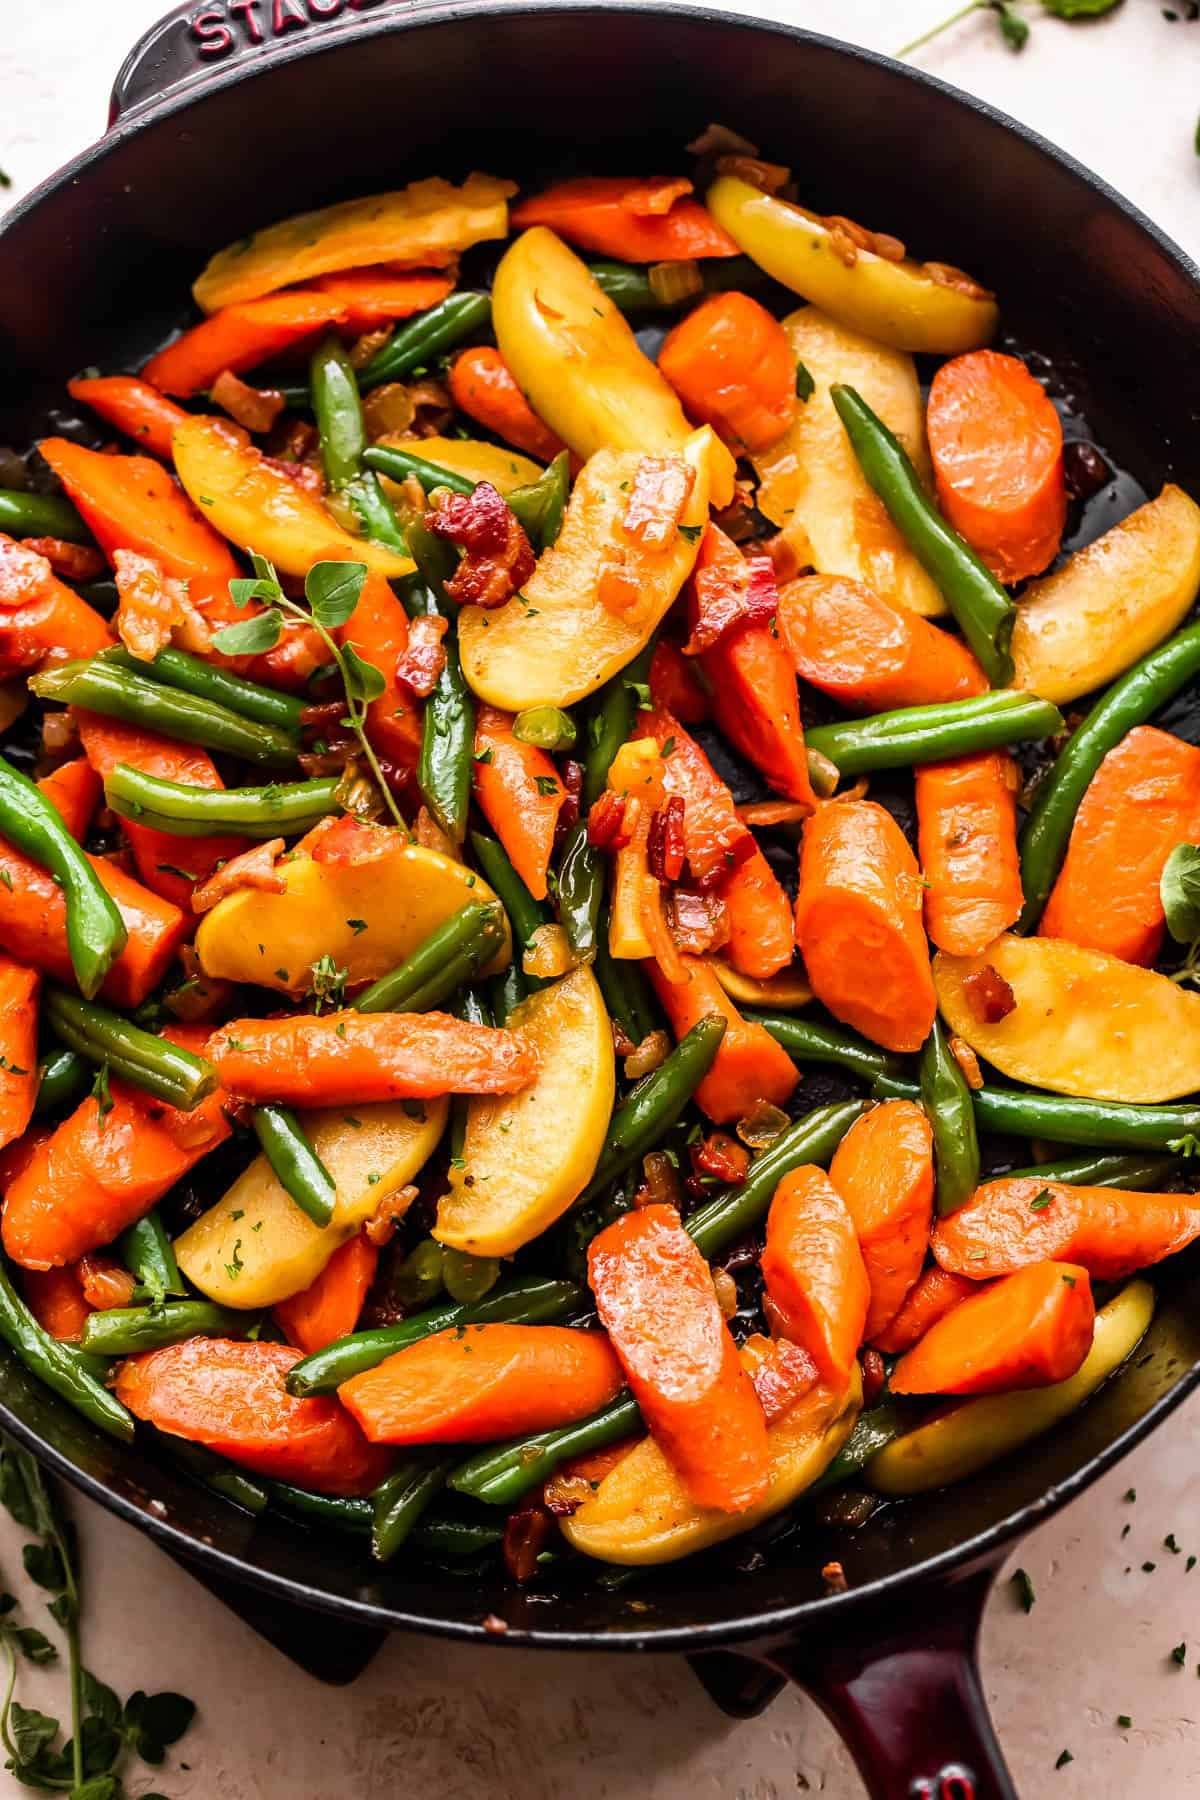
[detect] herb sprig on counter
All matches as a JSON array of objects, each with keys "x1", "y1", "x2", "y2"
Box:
[{"x1": 898, "y1": 0, "x2": 1123, "y2": 60}]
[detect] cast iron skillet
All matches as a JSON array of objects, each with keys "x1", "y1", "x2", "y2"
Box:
[{"x1": 2, "y1": 4, "x2": 1199, "y2": 1794}]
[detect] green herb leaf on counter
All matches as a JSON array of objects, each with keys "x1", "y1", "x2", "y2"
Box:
[
  {"x1": 1011, "y1": 1567, "x2": 1036, "y2": 1611},
  {"x1": 1055, "y1": 1748, "x2": 1074, "y2": 1769},
  {"x1": 1172, "y1": 1641, "x2": 1188, "y2": 1665}
]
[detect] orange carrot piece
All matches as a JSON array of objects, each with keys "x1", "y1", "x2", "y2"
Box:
[
  {"x1": 761, "y1": 1165, "x2": 870, "y2": 1391},
  {"x1": 38, "y1": 758, "x2": 101, "y2": 840},
  {"x1": 795, "y1": 801, "x2": 936, "y2": 1054},
  {"x1": 915, "y1": 751, "x2": 1023, "y2": 958},
  {"x1": 829, "y1": 1100, "x2": 934, "y2": 1341},
  {"x1": 777, "y1": 573, "x2": 987, "y2": 713},
  {"x1": 337, "y1": 573, "x2": 422, "y2": 773},
  {"x1": 208, "y1": 1010, "x2": 539, "y2": 1106},
  {"x1": 117, "y1": 1337, "x2": 392, "y2": 1495},
  {"x1": 308, "y1": 268, "x2": 454, "y2": 331},
  {"x1": 67, "y1": 376, "x2": 190, "y2": 462},
  {"x1": 648, "y1": 639, "x2": 708, "y2": 723},
  {"x1": 2, "y1": 1026, "x2": 230, "y2": 1270},
  {"x1": 22, "y1": 1265, "x2": 93, "y2": 1343},
  {"x1": 0, "y1": 533, "x2": 113, "y2": 677},
  {"x1": 37, "y1": 439, "x2": 242, "y2": 629},
  {"x1": 720, "y1": 850, "x2": 797, "y2": 983},
  {"x1": 511, "y1": 176, "x2": 739, "y2": 261},
  {"x1": 1039, "y1": 726, "x2": 1200, "y2": 966},
  {"x1": 588, "y1": 1202, "x2": 770, "y2": 1511},
  {"x1": 340, "y1": 1324, "x2": 623, "y2": 1445},
  {"x1": 448, "y1": 347, "x2": 567, "y2": 463},
  {"x1": 659, "y1": 292, "x2": 796, "y2": 453},
  {"x1": 933, "y1": 1177, "x2": 1200, "y2": 1283},
  {"x1": 75, "y1": 710, "x2": 243, "y2": 911},
  {"x1": 0, "y1": 959, "x2": 39, "y2": 1153},
  {"x1": 143, "y1": 292, "x2": 348, "y2": 399},
  {"x1": 472, "y1": 705, "x2": 563, "y2": 900},
  {"x1": 644, "y1": 955, "x2": 797, "y2": 1125},
  {"x1": 891, "y1": 1261, "x2": 1094, "y2": 1396},
  {"x1": 927, "y1": 349, "x2": 1067, "y2": 585},
  {"x1": 871, "y1": 1265, "x2": 983, "y2": 1355},
  {"x1": 275, "y1": 1234, "x2": 379, "y2": 1357}
]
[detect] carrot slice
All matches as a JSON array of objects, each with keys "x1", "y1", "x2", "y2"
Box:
[
  {"x1": 871, "y1": 1265, "x2": 983, "y2": 1355},
  {"x1": 275, "y1": 1234, "x2": 379, "y2": 1357},
  {"x1": 472, "y1": 704, "x2": 564, "y2": 900},
  {"x1": 308, "y1": 268, "x2": 454, "y2": 331},
  {"x1": 38, "y1": 757, "x2": 101, "y2": 840},
  {"x1": 22, "y1": 1265, "x2": 93, "y2": 1343},
  {"x1": 511, "y1": 176, "x2": 740, "y2": 261},
  {"x1": 588, "y1": 1202, "x2": 770, "y2": 1512},
  {"x1": 448, "y1": 347, "x2": 567, "y2": 463},
  {"x1": 891, "y1": 1261, "x2": 1094, "y2": 1396},
  {"x1": 143, "y1": 292, "x2": 348, "y2": 398},
  {"x1": 67, "y1": 376, "x2": 191, "y2": 462},
  {"x1": 829, "y1": 1100, "x2": 934, "y2": 1340},
  {"x1": 1039, "y1": 726, "x2": 1200, "y2": 966},
  {"x1": 659, "y1": 293, "x2": 795, "y2": 453},
  {"x1": 0, "y1": 959, "x2": 39, "y2": 1153},
  {"x1": 644, "y1": 955, "x2": 797, "y2": 1125},
  {"x1": 337, "y1": 572, "x2": 422, "y2": 774},
  {"x1": 932, "y1": 1177, "x2": 1200, "y2": 1282},
  {"x1": 648, "y1": 639, "x2": 708, "y2": 723},
  {"x1": 795, "y1": 800, "x2": 936, "y2": 1054},
  {"x1": 926, "y1": 349, "x2": 1067, "y2": 584},
  {"x1": 777, "y1": 573, "x2": 987, "y2": 713},
  {"x1": 761, "y1": 1165, "x2": 870, "y2": 1391},
  {"x1": 339, "y1": 1324, "x2": 623, "y2": 1444},
  {"x1": 915, "y1": 751, "x2": 1023, "y2": 957},
  {"x1": 0, "y1": 533, "x2": 113, "y2": 677},
  {"x1": 117, "y1": 1337, "x2": 392, "y2": 1495},
  {"x1": 208, "y1": 1010, "x2": 539, "y2": 1106}
]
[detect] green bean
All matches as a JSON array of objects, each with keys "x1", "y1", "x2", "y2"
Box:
[
  {"x1": 488, "y1": 959, "x2": 526, "y2": 1023},
  {"x1": 264, "y1": 1482, "x2": 502, "y2": 1555},
  {"x1": 45, "y1": 988, "x2": 217, "y2": 1110},
  {"x1": 593, "y1": 942, "x2": 659, "y2": 1046},
  {"x1": 286, "y1": 1275, "x2": 583, "y2": 1396},
  {"x1": 582, "y1": 651, "x2": 649, "y2": 809},
  {"x1": 513, "y1": 705, "x2": 576, "y2": 752},
  {"x1": 507, "y1": 451, "x2": 570, "y2": 549},
  {"x1": 920, "y1": 1020, "x2": 979, "y2": 1217},
  {"x1": 31, "y1": 659, "x2": 298, "y2": 768},
  {"x1": 371, "y1": 1458, "x2": 451, "y2": 1562},
  {"x1": 363, "y1": 444, "x2": 474, "y2": 498},
  {"x1": 830, "y1": 383, "x2": 1017, "y2": 685},
  {"x1": 96, "y1": 646, "x2": 304, "y2": 735},
  {"x1": 33, "y1": 1047, "x2": 89, "y2": 1117},
  {"x1": 810, "y1": 1402, "x2": 903, "y2": 1494},
  {"x1": 1017, "y1": 620, "x2": 1200, "y2": 931},
  {"x1": 746, "y1": 1013, "x2": 904, "y2": 1084},
  {"x1": 687, "y1": 1100, "x2": 868, "y2": 1259},
  {"x1": 1004, "y1": 1153, "x2": 1177, "y2": 1187},
  {"x1": 105, "y1": 764, "x2": 340, "y2": 838},
  {"x1": 358, "y1": 292, "x2": 492, "y2": 390},
  {"x1": 252, "y1": 1106, "x2": 335, "y2": 1227},
  {"x1": 415, "y1": 1516, "x2": 503, "y2": 1558},
  {"x1": 873, "y1": 1072, "x2": 1200, "y2": 1151},
  {"x1": 407, "y1": 519, "x2": 475, "y2": 840},
  {"x1": 0, "y1": 754, "x2": 127, "y2": 998},
  {"x1": 449, "y1": 1394, "x2": 642, "y2": 1506},
  {"x1": 588, "y1": 255, "x2": 771, "y2": 314},
  {"x1": 355, "y1": 903, "x2": 506, "y2": 1014},
  {"x1": 470, "y1": 831, "x2": 547, "y2": 955},
  {"x1": 556, "y1": 822, "x2": 604, "y2": 962},
  {"x1": 0, "y1": 1253, "x2": 134, "y2": 1442},
  {"x1": 0, "y1": 489, "x2": 90, "y2": 543},
  {"x1": 441, "y1": 1247, "x2": 500, "y2": 1304},
  {"x1": 311, "y1": 336, "x2": 408, "y2": 552},
  {"x1": 159, "y1": 1437, "x2": 268, "y2": 1514},
  {"x1": 805, "y1": 692, "x2": 1062, "y2": 778},
  {"x1": 119, "y1": 1211, "x2": 185, "y2": 1300},
  {"x1": 81, "y1": 1301, "x2": 247, "y2": 1356},
  {"x1": 580, "y1": 1016, "x2": 727, "y2": 1203}
]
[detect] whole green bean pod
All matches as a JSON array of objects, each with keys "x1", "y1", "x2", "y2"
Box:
[
  {"x1": 810, "y1": 1402, "x2": 903, "y2": 1495},
  {"x1": 507, "y1": 452, "x2": 570, "y2": 550},
  {"x1": 33, "y1": 1047, "x2": 89, "y2": 1117},
  {"x1": 371, "y1": 1457, "x2": 452, "y2": 1562},
  {"x1": 582, "y1": 650, "x2": 651, "y2": 808},
  {"x1": 1004, "y1": 1152, "x2": 1177, "y2": 1187},
  {"x1": 830, "y1": 383, "x2": 1017, "y2": 685},
  {"x1": 363, "y1": 444, "x2": 475, "y2": 497},
  {"x1": 31, "y1": 659, "x2": 298, "y2": 768},
  {"x1": 81, "y1": 1301, "x2": 248, "y2": 1357},
  {"x1": 285, "y1": 1274, "x2": 583, "y2": 1396},
  {"x1": 470, "y1": 832, "x2": 547, "y2": 955},
  {"x1": 358, "y1": 292, "x2": 492, "y2": 390},
  {"x1": 593, "y1": 941, "x2": 659, "y2": 1044},
  {"x1": 579, "y1": 1016, "x2": 727, "y2": 1203},
  {"x1": 45, "y1": 988, "x2": 217, "y2": 1110},
  {"x1": 747, "y1": 1013, "x2": 904, "y2": 1084},
  {"x1": 415, "y1": 1516, "x2": 503, "y2": 1558},
  {"x1": 159, "y1": 1436, "x2": 268, "y2": 1514},
  {"x1": 919, "y1": 1020, "x2": 980, "y2": 1216},
  {"x1": 449, "y1": 1393, "x2": 643, "y2": 1506},
  {"x1": 310, "y1": 336, "x2": 408, "y2": 552},
  {"x1": 687, "y1": 1100, "x2": 868, "y2": 1258},
  {"x1": 263, "y1": 1481, "x2": 371, "y2": 1533},
  {"x1": 873, "y1": 1072, "x2": 1200, "y2": 1151},
  {"x1": 119, "y1": 1210, "x2": 185, "y2": 1300},
  {"x1": 355, "y1": 903, "x2": 506, "y2": 1015},
  {"x1": 252, "y1": 1106, "x2": 336, "y2": 1227},
  {"x1": 97, "y1": 646, "x2": 305, "y2": 735},
  {"x1": 0, "y1": 489, "x2": 90, "y2": 543},
  {"x1": 0, "y1": 754, "x2": 127, "y2": 999},
  {"x1": 1018, "y1": 620, "x2": 1200, "y2": 931},
  {"x1": 105, "y1": 765, "x2": 340, "y2": 838},
  {"x1": 805, "y1": 691, "x2": 1062, "y2": 777},
  {"x1": 587, "y1": 255, "x2": 775, "y2": 314},
  {"x1": 407, "y1": 519, "x2": 475, "y2": 841},
  {"x1": 0, "y1": 1254, "x2": 134, "y2": 1442}
]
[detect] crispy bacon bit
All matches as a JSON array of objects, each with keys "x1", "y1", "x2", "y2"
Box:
[
  {"x1": 684, "y1": 539, "x2": 779, "y2": 656},
  {"x1": 427, "y1": 481, "x2": 535, "y2": 609},
  {"x1": 415, "y1": 805, "x2": 461, "y2": 860},
  {"x1": 621, "y1": 456, "x2": 695, "y2": 548},
  {"x1": 715, "y1": 154, "x2": 792, "y2": 195},
  {"x1": 394, "y1": 613, "x2": 448, "y2": 697},
  {"x1": 404, "y1": 377, "x2": 454, "y2": 439},
  {"x1": 77, "y1": 1255, "x2": 137, "y2": 1312},
  {"x1": 543, "y1": 1443, "x2": 635, "y2": 1515},
  {"x1": 364, "y1": 1183, "x2": 419, "y2": 1248},
  {"x1": 502, "y1": 1502, "x2": 554, "y2": 1583},
  {"x1": 541, "y1": 1474, "x2": 595, "y2": 1517},
  {"x1": 22, "y1": 537, "x2": 106, "y2": 583},
  {"x1": 949, "y1": 1035, "x2": 984, "y2": 1090},
  {"x1": 859, "y1": 1346, "x2": 887, "y2": 1408},
  {"x1": 610, "y1": 1017, "x2": 636, "y2": 1058},
  {"x1": 113, "y1": 548, "x2": 201, "y2": 662},
  {"x1": 824, "y1": 213, "x2": 907, "y2": 264},
  {"x1": 711, "y1": 1266, "x2": 739, "y2": 1320},
  {"x1": 271, "y1": 417, "x2": 319, "y2": 465},
  {"x1": 191, "y1": 838, "x2": 286, "y2": 915},
  {"x1": 963, "y1": 964, "x2": 1017, "y2": 1024},
  {"x1": 624, "y1": 1029, "x2": 671, "y2": 1079},
  {"x1": 586, "y1": 789, "x2": 630, "y2": 852},
  {"x1": 925, "y1": 260, "x2": 993, "y2": 301},
  {"x1": 310, "y1": 814, "x2": 401, "y2": 867},
  {"x1": 554, "y1": 759, "x2": 583, "y2": 848},
  {"x1": 822, "y1": 1561, "x2": 849, "y2": 1594},
  {"x1": 668, "y1": 886, "x2": 730, "y2": 957},
  {"x1": 691, "y1": 1130, "x2": 751, "y2": 1185},
  {"x1": 747, "y1": 1335, "x2": 819, "y2": 1425},
  {"x1": 647, "y1": 794, "x2": 686, "y2": 884},
  {"x1": 211, "y1": 368, "x2": 285, "y2": 434}
]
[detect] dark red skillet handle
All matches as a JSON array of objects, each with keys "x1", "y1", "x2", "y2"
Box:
[{"x1": 108, "y1": 0, "x2": 403, "y2": 126}]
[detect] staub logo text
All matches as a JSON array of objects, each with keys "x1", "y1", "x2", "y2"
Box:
[{"x1": 189, "y1": 0, "x2": 388, "y2": 59}]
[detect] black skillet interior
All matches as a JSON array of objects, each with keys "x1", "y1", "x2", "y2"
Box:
[{"x1": 1, "y1": 2, "x2": 1200, "y2": 1648}]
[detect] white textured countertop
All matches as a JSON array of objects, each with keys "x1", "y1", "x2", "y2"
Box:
[{"x1": 2, "y1": 4, "x2": 1199, "y2": 1795}]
